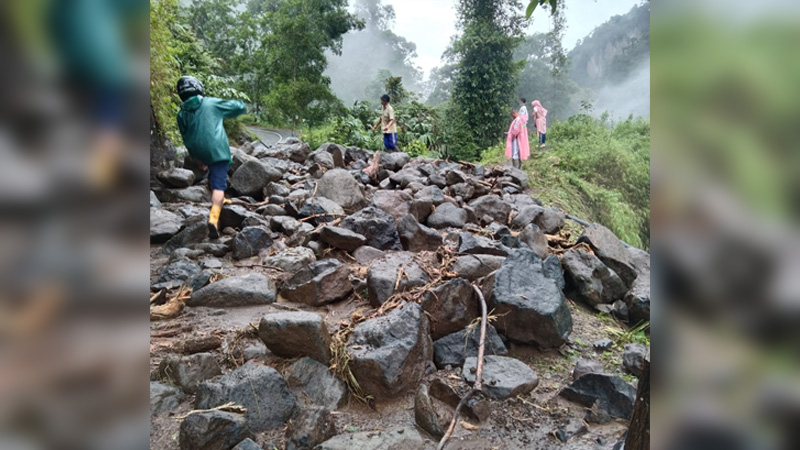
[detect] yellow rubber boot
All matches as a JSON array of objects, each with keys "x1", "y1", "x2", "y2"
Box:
[{"x1": 208, "y1": 204, "x2": 221, "y2": 239}]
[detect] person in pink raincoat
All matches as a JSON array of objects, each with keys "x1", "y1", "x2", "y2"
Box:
[
  {"x1": 531, "y1": 100, "x2": 548, "y2": 148},
  {"x1": 505, "y1": 109, "x2": 530, "y2": 169}
]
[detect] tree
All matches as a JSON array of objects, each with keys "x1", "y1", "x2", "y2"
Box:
[{"x1": 449, "y1": 0, "x2": 524, "y2": 160}]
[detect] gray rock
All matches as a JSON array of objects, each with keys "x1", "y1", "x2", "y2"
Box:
[
  {"x1": 451, "y1": 254, "x2": 506, "y2": 281},
  {"x1": 150, "y1": 190, "x2": 162, "y2": 208},
  {"x1": 195, "y1": 361, "x2": 296, "y2": 431},
  {"x1": 285, "y1": 142, "x2": 312, "y2": 163},
  {"x1": 505, "y1": 166, "x2": 529, "y2": 188},
  {"x1": 468, "y1": 195, "x2": 511, "y2": 225},
  {"x1": 347, "y1": 302, "x2": 433, "y2": 397},
  {"x1": 578, "y1": 224, "x2": 638, "y2": 288},
  {"x1": 231, "y1": 160, "x2": 282, "y2": 198},
  {"x1": 219, "y1": 205, "x2": 252, "y2": 229},
  {"x1": 298, "y1": 197, "x2": 346, "y2": 225},
  {"x1": 284, "y1": 357, "x2": 348, "y2": 410},
  {"x1": 162, "y1": 186, "x2": 211, "y2": 203},
  {"x1": 189, "y1": 273, "x2": 277, "y2": 307},
  {"x1": 593, "y1": 338, "x2": 613, "y2": 351},
  {"x1": 285, "y1": 407, "x2": 336, "y2": 450},
  {"x1": 316, "y1": 169, "x2": 367, "y2": 211},
  {"x1": 151, "y1": 208, "x2": 184, "y2": 243},
  {"x1": 263, "y1": 247, "x2": 317, "y2": 273},
  {"x1": 259, "y1": 204, "x2": 287, "y2": 216},
  {"x1": 150, "y1": 381, "x2": 185, "y2": 416},
  {"x1": 462, "y1": 355, "x2": 539, "y2": 400},
  {"x1": 542, "y1": 254, "x2": 565, "y2": 290},
  {"x1": 353, "y1": 246, "x2": 384, "y2": 265},
  {"x1": 396, "y1": 214, "x2": 443, "y2": 252},
  {"x1": 449, "y1": 182, "x2": 475, "y2": 202},
  {"x1": 444, "y1": 169, "x2": 468, "y2": 186},
  {"x1": 163, "y1": 221, "x2": 209, "y2": 254},
  {"x1": 319, "y1": 226, "x2": 367, "y2": 252},
  {"x1": 510, "y1": 205, "x2": 544, "y2": 230},
  {"x1": 259, "y1": 312, "x2": 331, "y2": 364},
  {"x1": 232, "y1": 226, "x2": 273, "y2": 260},
  {"x1": 518, "y1": 223, "x2": 548, "y2": 259},
  {"x1": 158, "y1": 167, "x2": 196, "y2": 188},
  {"x1": 281, "y1": 259, "x2": 353, "y2": 306},
  {"x1": 315, "y1": 427, "x2": 427, "y2": 450},
  {"x1": 379, "y1": 152, "x2": 410, "y2": 171},
  {"x1": 307, "y1": 149, "x2": 335, "y2": 169},
  {"x1": 340, "y1": 206, "x2": 401, "y2": 251},
  {"x1": 561, "y1": 249, "x2": 627, "y2": 307},
  {"x1": 270, "y1": 216, "x2": 303, "y2": 235},
  {"x1": 179, "y1": 410, "x2": 253, "y2": 450},
  {"x1": 622, "y1": 343, "x2": 648, "y2": 377},
  {"x1": 573, "y1": 360, "x2": 605, "y2": 381},
  {"x1": 414, "y1": 384, "x2": 445, "y2": 438},
  {"x1": 428, "y1": 378, "x2": 491, "y2": 423},
  {"x1": 266, "y1": 181, "x2": 291, "y2": 197},
  {"x1": 560, "y1": 373, "x2": 636, "y2": 420},
  {"x1": 415, "y1": 185, "x2": 446, "y2": 206},
  {"x1": 158, "y1": 258, "x2": 201, "y2": 283},
  {"x1": 158, "y1": 353, "x2": 221, "y2": 394},
  {"x1": 371, "y1": 190, "x2": 413, "y2": 221},
  {"x1": 193, "y1": 242, "x2": 230, "y2": 257},
  {"x1": 458, "y1": 232, "x2": 511, "y2": 257},
  {"x1": 367, "y1": 253, "x2": 430, "y2": 307},
  {"x1": 506, "y1": 194, "x2": 542, "y2": 210},
  {"x1": 427, "y1": 203, "x2": 467, "y2": 229},
  {"x1": 232, "y1": 439, "x2": 262, "y2": 450},
  {"x1": 433, "y1": 324, "x2": 507, "y2": 368},
  {"x1": 489, "y1": 248, "x2": 573, "y2": 347},
  {"x1": 534, "y1": 207, "x2": 566, "y2": 234},
  {"x1": 421, "y1": 278, "x2": 479, "y2": 340},
  {"x1": 625, "y1": 246, "x2": 651, "y2": 324}
]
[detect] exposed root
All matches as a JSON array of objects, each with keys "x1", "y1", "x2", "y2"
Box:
[{"x1": 175, "y1": 402, "x2": 247, "y2": 421}]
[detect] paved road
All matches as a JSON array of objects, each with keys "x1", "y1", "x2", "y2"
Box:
[{"x1": 247, "y1": 126, "x2": 297, "y2": 146}]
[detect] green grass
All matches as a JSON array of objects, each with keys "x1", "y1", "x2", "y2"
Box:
[{"x1": 480, "y1": 115, "x2": 650, "y2": 249}]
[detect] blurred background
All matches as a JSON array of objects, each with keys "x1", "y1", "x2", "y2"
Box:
[
  {"x1": 0, "y1": 0, "x2": 798, "y2": 448},
  {"x1": 652, "y1": 0, "x2": 800, "y2": 449},
  {"x1": 0, "y1": 0, "x2": 149, "y2": 449}
]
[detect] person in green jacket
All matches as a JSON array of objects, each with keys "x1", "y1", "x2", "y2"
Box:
[{"x1": 176, "y1": 76, "x2": 246, "y2": 238}]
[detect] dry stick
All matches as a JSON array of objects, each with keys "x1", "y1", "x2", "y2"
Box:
[{"x1": 437, "y1": 284, "x2": 488, "y2": 450}]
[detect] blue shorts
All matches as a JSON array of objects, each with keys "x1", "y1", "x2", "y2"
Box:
[
  {"x1": 208, "y1": 161, "x2": 229, "y2": 191},
  {"x1": 383, "y1": 133, "x2": 398, "y2": 150}
]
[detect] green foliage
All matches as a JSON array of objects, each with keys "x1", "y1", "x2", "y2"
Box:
[
  {"x1": 404, "y1": 140, "x2": 429, "y2": 158},
  {"x1": 480, "y1": 115, "x2": 650, "y2": 249},
  {"x1": 150, "y1": 0, "x2": 183, "y2": 143},
  {"x1": 449, "y1": 0, "x2": 525, "y2": 160},
  {"x1": 524, "y1": 0, "x2": 558, "y2": 19}
]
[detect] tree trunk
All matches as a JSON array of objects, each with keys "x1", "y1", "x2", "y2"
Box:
[{"x1": 624, "y1": 357, "x2": 650, "y2": 450}]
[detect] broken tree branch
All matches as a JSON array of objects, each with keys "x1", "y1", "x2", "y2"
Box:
[{"x1": 437, "y1": 284, "x2": 488, "y2": 450}]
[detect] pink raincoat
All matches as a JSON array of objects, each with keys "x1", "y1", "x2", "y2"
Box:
[
  {"x1": 505, "y1": 115, "x2": 530, "y2": 160},
  {"x1": 531, "y1": 100, "x2": 547, "y2": 134}
]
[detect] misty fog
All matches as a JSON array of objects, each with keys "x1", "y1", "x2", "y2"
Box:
[{"x1": 592, "y1": 58, "x2": 651, "y2": 120}]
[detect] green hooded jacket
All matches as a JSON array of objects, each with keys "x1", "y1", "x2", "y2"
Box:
[{"x1": 177, "y1": 96, "x2": 246, "y2": 165}]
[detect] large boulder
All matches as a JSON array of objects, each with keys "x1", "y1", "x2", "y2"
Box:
[
  {"x1": 280, "y1": 259, "x2": 353, "y2": 306},
  {"x1": 560, "y1": 373, "x2": 636, "y2": 420},
  {"x1": 577, "y1": 224, "x2": 638, "y2": 288},
  {"x1": 469, "y1": 195, "x2": 511, "y2": 225},
  {"x1": 150, "y1": 382, "x2": 184, "y2": 416},
  {"x1": 263, "y1": 247, "x2": 316, "y2": 273},
  {"x1": 318, "y1": 226, "x2": 366, "y2": 252},
  {"x1": 340, "y1": 206, "x2": 401, "y2": 251},
  {"x1": 258, "y1": 311, "x2": 331, "y2": 364},
  {"x1": 316, "y1": 169, "x2": 367, "y2": 211},
  {"x1": 379, "y1": 152, "x2": 410, "y2": 171},
  {"x1": 421, "y1": 278, "x2": 479, "y2": 340},
  {"x1": 625, "y1": 246, "x2": 651, "y2": 324},
  {"x1": 347, "y1": 302, "x2": 433, "y2": 397},
  {"x1": 561, "y1": 249, "x2": 627, "y2": 307},
  {"x1": 489, "y1": 248, "x2": 572, "y2": 347},
  {"x1": 372, "y1": 190, "x2": 413, "y2": 221},
  {"x1": 451, "y1": 254, "x2": 506, "y2": 281},
  {"x1": 151, "y1": 208, "x2": 184, "y2": 243},
  {"x1": 179, "y1": 410, "x2": 253, "y2": 450},
  {"x1": 543, "y1": 254, "x2": 565, "y2": 290},
  {"x1": 285, "y1": 142, "x2": 312, "y2": 163},
  {"x1": 396, "y1": 214, "x2": 443, "y2": 253},
  {"x1": 158, "y1": 167, "x2": 195, "y2": 188},
  {"x1": 163, "y1": 221, "x2": 208, "y2": 254},
  {"x1": 622, "y1": 343, "x2": 648, "y2": 377},
  {"x1": 519, "y1": 223, "x2": 549, "y2": 259},
  {"x1": 426, "y1": 203, "x2": 467, "y2": 229},
  {"x1": 189, "y1": 273, "x2": 277, "y2": 307},
  {"x1": 433, "y1": 325, "x2": 507, "y2": 369},
  {"x1": 195, "y1": 361, "x2": 296, "y2": 431},
  {"x1": 504, "y1": 167, "x2": 529, "y2": 188},
  {"x1": 510, "y1": 205, "x2": 544, "y2": 230},
  {"x1": 297, "y1": 197, "x2": 345, "y2": 225},
  {"x1": 231, "y1": 160, "x2": 282, "y2": 198},
  {"x1": 458, "y1": 232, "x2": 512, "y2": 257},
  {"x1": 157, "y1": 258, "x2": 201, "y2": 283},
  {"x1": 462, "y1": 355, "x2": 539, "y2": 400},
  {"x1": 534, "y1": 207, "x2": 566, "y2": 234},
  {"x1": 157, "y1": 353, "x2": 221, "y2": 394},
  {"x1": 283, "y1": 357, "x2": 348, "y2": 410},
  {"x1": 232, "y1": 226, "x2": 273, "y2": 260},
  {"x1": 367, "y1": 253, "x2": 430, "y2": 307}
]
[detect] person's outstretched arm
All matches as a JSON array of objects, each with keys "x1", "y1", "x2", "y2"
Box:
[{"x1": 215, "y1": 99, "x2": 247, "y2": 119}]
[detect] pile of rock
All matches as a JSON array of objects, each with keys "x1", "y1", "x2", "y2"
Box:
[{"x1": 150, "y1": 138, "x2": 650, "y2": 449}]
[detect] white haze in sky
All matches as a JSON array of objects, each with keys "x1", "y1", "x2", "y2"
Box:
[{"x1": 593, "y1": 58, "x2": 651, "y2": 120}]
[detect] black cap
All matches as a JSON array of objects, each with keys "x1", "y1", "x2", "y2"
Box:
[
  {"x1": 177, "y1": 76, "x2": 204, "y2": 101},
  {"x1": 380, "y1": 94, "x2": 390, "y2": 103}
]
